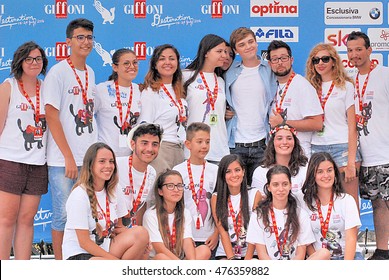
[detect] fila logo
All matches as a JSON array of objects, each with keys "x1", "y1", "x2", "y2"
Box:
[
  {"x1": 212, "y1": 0, "x2": 223, "y2": 18},
  {"x1": 134, "y1": 42, "x2": 147, "y2": 60},
  {"x1": 134, "y1": 0, "x2": 146, "y2": 18},
  {"x1": 55, "y1": 42, "x2": 68, "y2": 61}
]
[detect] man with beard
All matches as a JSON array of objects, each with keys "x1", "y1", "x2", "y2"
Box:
[
  {"x1": 225, "y1": 27, "x2": 276, "y2": 185},
  {"x1": 117, "y1": 123, "x2": 163, "y2": 227},
  {"x1": 267, "y1": 40, "x2": 323, "y2": 157}
]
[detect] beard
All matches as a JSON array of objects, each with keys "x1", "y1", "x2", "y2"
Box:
[{"x1": 274, "y1": 66, "x2": 292, "y2": 77}]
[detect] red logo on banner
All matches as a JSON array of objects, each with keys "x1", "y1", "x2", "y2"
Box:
[
  {"x1": 55, "y1": 0, "x2": 68, "y2": 18},
  {"x1": 55, "y1": 42, "x2": 68, "y2": 61},
  {"x1": 134, "y1": 42, "x2": 147, "y2": 60},
  {"x1": 212, "y1": 0, "x2": 223, "y2": 18},
  {"x1": 134, "y1": 0, "x2": 146, "y2": 18},
  {"x1": 20, "y1": 103, "x2": 28, "y2": 111}
]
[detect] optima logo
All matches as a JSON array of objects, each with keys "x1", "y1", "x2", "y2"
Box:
[{"x1": 250, "y1": 0, "x2": 298, "y2": 17}]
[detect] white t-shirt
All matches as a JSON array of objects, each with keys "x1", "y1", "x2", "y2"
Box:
[
  {"x1": 62, "y1": 185, "x2": 127, "y2": 260},
  {"x1": 182, "y1": 70, "x2": 229, "y2": 161},
  {"x1": 116, "y1": 156, "x2": 156, "y2": 213},
  {"x1": 271, "y1": 74, "x2": 323, "y2": 156},
  {"x1": 214, "y1": 188, "x2": 259, "y2": 258},
  {"x1": 139, "y1": 85, "x2": 187, "y2": 144},
  {"x1": 231, "y1": 65, "x2": 267, "y2": 143},
  {"x1": 246, "y1": 207, "x2": 315, "y2": 260},
  {"x1": 312, "y1": 81, "x2": 355, "y2": 145},
  {"x1": 143, "y1": 207, "x2": 193, "y2": 257},
  {"x1": 353, "y1": 65, "x2": 389, "y2": 166},
  {"x1": 0, "y1": 77, "x2": 47, "y2": 165},
  {"x1": 94, "y1": 80, "x2": 142, "y2": 157},
  {"x1": 251, "y1": 165, "x2": 308, "y2": 196},
  {"x1": 173, "y1": 160, "x2": 218, "y2": 242},
  {"x1": 43, "y1": 59, "x2": 98, "y2": 166},
  {"x1": 299, "y1": 193, "x2": 362, "y2": 259}
]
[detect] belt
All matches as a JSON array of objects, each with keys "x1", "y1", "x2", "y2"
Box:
[{"x1": 235, "y1": 138, "x2": 265, "y2": 148}]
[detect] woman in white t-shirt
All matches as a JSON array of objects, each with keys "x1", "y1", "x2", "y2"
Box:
[
  {"x1": 251, "y1": 124, "x2": 308, "y2": 196},
  {"x1": 95, "y1": 49, "x2": 142, "y2": 158},
  {"x1": 211, "y1": 154, "x2": 262, "y2": 260},
  {"x1": 143, "y1": 170, "x2": 211, "y2": 260},
  {"x1": 306, "y1": 43, "x2": 361, "y2": 208},
  {"x1": 247, "y1": 165, "x2": 330, "y2": 260},
  {"x1": 62, "y1": 142, "x2": 149, "y2": 260},
  {"x1": 183, "y1": 34, "x2": 229, "y2": 163},
  {"x1": 301, "y1": 152, "x2": 363, "y2": 260},
  {"x1": 139, "y1": 44, "x2": 187, "y2": 175}
]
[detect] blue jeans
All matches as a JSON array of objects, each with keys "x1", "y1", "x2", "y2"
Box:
[
  {"x1": 48, "y1": 166, "x2": 80, "y2": 231},
  {"x1": 230, "y1": 143, "x2": 266, "y2": 186}
]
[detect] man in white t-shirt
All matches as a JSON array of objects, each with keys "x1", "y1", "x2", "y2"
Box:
[
  {"x1": 117, "y1": 123, "x2": 163, "y2": 227},
  {"x1": 267, "y1": 40, "x2": 323, "y2": 157},
  {"x1": 43, "y1": 18, "x2": 97, "y2": 260},
  {"x1": 347, "y1": 31, "x2": 389, "y2": 260},
  {"x1": 225, "y1": 27, "x2": 277, "y2": 185}
]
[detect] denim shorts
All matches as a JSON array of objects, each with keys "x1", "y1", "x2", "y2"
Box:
[
  {"x1": 0, "y1": 159, "x2": 48, "y2": 195},
  {"x1": 48, "y1": 166, "x2": 80, "y2": 231},
  {"x1": 311, "y1": 143, "x2": 362, "y2": 168}
]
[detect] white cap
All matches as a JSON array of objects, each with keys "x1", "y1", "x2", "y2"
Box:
[{"x1": 126, "y1": 123, "x2": 153, "y2": 151}]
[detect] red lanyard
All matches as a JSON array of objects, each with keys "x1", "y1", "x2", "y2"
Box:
[
  {"x1": 316, "y1": 195, "x2": 334, "y2": 238},
  {"x1": 228, "y1": 196, "x2": 242, "y2": 239},
  {"x1": 270, "y1": 207, "x2": 289, "y2": 254},
  {"x1": 199, "y1": 72, "x2": 218, "y2": 111},
  {"x1": 96, "y1": 191, "x2": 111, "y2": 233},
  {"x1": 186, "y1": 159, "x2": 206, "y2": 229},
  {"x1": 161, "y1": 83, "x2": 186, "y2": 123},
  {"x1": 166, "y1": 217, "x2": 177, "y2": 252},
  {"x1": 67, "y1": 57, "x2": 89, "y2": 105},
  {"x1": 275, "y1": 72, "x2": 295, "y2": 113},
  {"x1": 128, "y1": 155, "x2": 147, "y2": 214},
  {"x1": 356, "y1": 61, "x2": 375, "y2": 112},
  {"x1": 18, "y1": 79, "x2": 41, "y2": 123},
  {"x1": 317, "y1": 81, "x2": 335, "y2": 122},
  {"x1": 114, "y1": 80, "x2": 133, "y2": 130}
]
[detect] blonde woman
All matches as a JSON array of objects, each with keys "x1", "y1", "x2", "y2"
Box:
[{"x1": 62, "y1": 142, "x2": 149, "y2": 260}]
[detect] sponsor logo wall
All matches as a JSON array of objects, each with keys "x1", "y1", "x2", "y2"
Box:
[{"x1": 1, "y1": 0, "x2": 383, "y2": 241}]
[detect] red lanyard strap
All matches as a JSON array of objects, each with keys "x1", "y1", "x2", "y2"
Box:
[
  {"x1": 228, "y1": 196, "x2": 242, "y2": 239},
  {"x1": 199, "y1": 72, "x2": 218, "y2": 111},
  {"x1": 115, "y1": 80, "x2": 133, "y2": 130},
  {"x1": 161, "y1": 83, "x2": 186, "y2": 123},
  {"x1": 316, "y1": 195, "x2": 334, "y2": 238},
  {"x1": 187, "y1": 160, "x2": 206, "y2": 229},
  {"x1": 166, "y1": 217, "x2": 177, "y2": 252},
  {"x1": 270, "y1": 207, "x2": 289, "y2": 254},
  {"x1": 18, "y1": 79, "x2": 41, "y2": 123},
  {"x1": 67, "y1": 57, "x2": 89, "y2": 105},
  {"x1": 317, "y1": 81, "x2": 335, "y2": 122},
  {"x1": 95, "y1": 191, "x2": 111, "y2": 233},
  {"x1": 356, "y1": 61, "x2": 375, "y2": 111},
  {"x1": 275, "y1": 72, "x2": 295, "y2": 113},
  {"x1": 128, "y1": 155, "x2": 148, "y2": 214}
]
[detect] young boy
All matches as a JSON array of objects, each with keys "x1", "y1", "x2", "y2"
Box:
[
  {"x1": 43, "y1": 18, "x2": 97, "y2": 259},
  {"x1": 117, "y1": 123, "x2": 163, "y2": 227},
  {"x1": 173, "y1": 122, "x2": 219, "y2": 258}
]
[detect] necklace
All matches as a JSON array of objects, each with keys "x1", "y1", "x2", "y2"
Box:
[{"x1": 277, "y1": 81, "x2": 286, "y2": 96}]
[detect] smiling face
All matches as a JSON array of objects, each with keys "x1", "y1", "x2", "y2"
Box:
[
  {"x1": 155, "y1": 48, "x2": 178, "y2": 84},
  {"x1": 204, "y1": 42, "x2": 227, "y2": 70},
  {"x1": 92, "y1": 148, "x2": 115, "y2": 189},
  {"x1": 131, "y1": 133, "x2": 160, "y2": 164},
  {"x1": 234, "y1": 34, "x2": 258, "y2": 62},
  {"x1": 267, "y1": 173, "x2": 291, "y2": 204},
  {"x1": 225, "y1": 160, "x2": 245, "y2": 190},
  {"x1": 113, "y1": 52, "x2": 138, "y2": 84},
  {"x1": 22, "y1": 48, "x2": 44, "y2": 78},
  {"x1": 66, "y1": 27, "x2": 93, "y2": 59},
  {"x1": 346, "y1": 37, "x2": 372, "y2": 71},
  {"x1": 313, "y1": 50, "x2": 334, "y2": 80},
  {"x1": 273, "y1": 129, "x2": 295, "y2": 157},
  {"x1": 315, "y1": 160, "x2": 335, "y2": 191}
]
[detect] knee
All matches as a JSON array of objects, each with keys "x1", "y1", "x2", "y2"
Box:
[
  {"x1": 318, "y1": 248, "x2": 331, "y2": 260},
  {"x1": 132, "y1": 226, "x2": 149, "y2": 243}
]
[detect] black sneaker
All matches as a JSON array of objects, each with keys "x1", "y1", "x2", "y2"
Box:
[{"x1": 367, "y1": 249, "x2": 389, "y2": 260}]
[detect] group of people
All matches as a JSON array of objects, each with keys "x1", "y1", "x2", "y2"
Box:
[{"x1": 0, "y1": 17, "x2": 388, "y2": 261}]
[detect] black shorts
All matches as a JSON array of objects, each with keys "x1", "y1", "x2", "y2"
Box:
[{"x1": 67, "y1": 253, "x2": 94, "y2": 260}]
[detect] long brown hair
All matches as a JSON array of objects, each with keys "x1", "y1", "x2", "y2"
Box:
[
  {"x1": 153, "y1": 170, "x2": 185, "y2": 258},
  {"x1": 73, "y1": 142, "x2": 118, "y2": 238}
]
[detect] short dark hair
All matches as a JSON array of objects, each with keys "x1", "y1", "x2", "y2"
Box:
[
  {"x1": 132, "y1": 123, "x2": 163, "y2": 142},
  {"x1": 186, "y1": 122, "x2": 210, "y2": 141},
  {"x1": 11, "y1": 41, "x2": 48, "y2": 80},
  {"x1": 66, "y1": 18, "x2": 94, "y2": 38},
  {"x1": 346, "y1": 31, "x2": 370, "y2": 49},
  {"x1": 266, "y1": 40, "x2": 292, "y2": 60}
]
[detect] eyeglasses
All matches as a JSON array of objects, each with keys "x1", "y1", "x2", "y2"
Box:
[
  {"x1": 25, "y1": 56, "x2": 43, "y2": 64},
  {"x1": 312, "y1": 56, "x2": 333, "y2": 65},
  {"x1": 71, "y1": 34, "x2": 95, "y2": 42},
  {"x1": 162, "y1": 183, "x2": 184, "y2": 191},
  {"x1": 270, "y1": 55, "x2": 290, "y2": 64},
  {"x1": 115, "y1": 60, "x2": 139, "y2": 69}
]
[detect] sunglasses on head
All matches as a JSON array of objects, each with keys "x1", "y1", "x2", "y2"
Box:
[{"x1": 312, "y1": 56, "x2": 332, "y2": 65}]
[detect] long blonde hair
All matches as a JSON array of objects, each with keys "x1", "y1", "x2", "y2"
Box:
[
  {"x1": 305, "y1": 43, "x2": 353, "y2": 91},
  {"x1": 153, "y1": 170, "x2": 185, "y2": 258},
  {"x1": 73, "y1": 142, "x2": 118, "y2": 238}
]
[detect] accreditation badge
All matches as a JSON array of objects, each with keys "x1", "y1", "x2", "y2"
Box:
[{"x1": 209, "y1": 113, "x2": 218, "y2": 125}]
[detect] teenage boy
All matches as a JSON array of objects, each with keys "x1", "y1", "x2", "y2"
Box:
[
  {"x1": 43, "y1": 18, "x2": 97, "y2": 260},
  {"x1": 347, "y1": 31, "x2": 389, "y2": 260},
  {"x1": 225, "y1": 27, "x2": 276, "y2": 185},
  {"x1": 267, "y1": 40, "x2": 323, "y2": 157},
  {"x1": 173, "y1": 122, "x2": 219, "y2": 258},
  {"x1": 117, "y1": 123, "x2": 163, "y2": 227}
]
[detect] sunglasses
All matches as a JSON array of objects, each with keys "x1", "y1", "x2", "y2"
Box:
[{"x1": 312, "y1": 56, "x2": 333, "y2": 65}]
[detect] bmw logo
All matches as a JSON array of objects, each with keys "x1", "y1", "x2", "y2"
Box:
[{"x1": 369, "y1": 8, "x2": 380, "y2": 20}]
